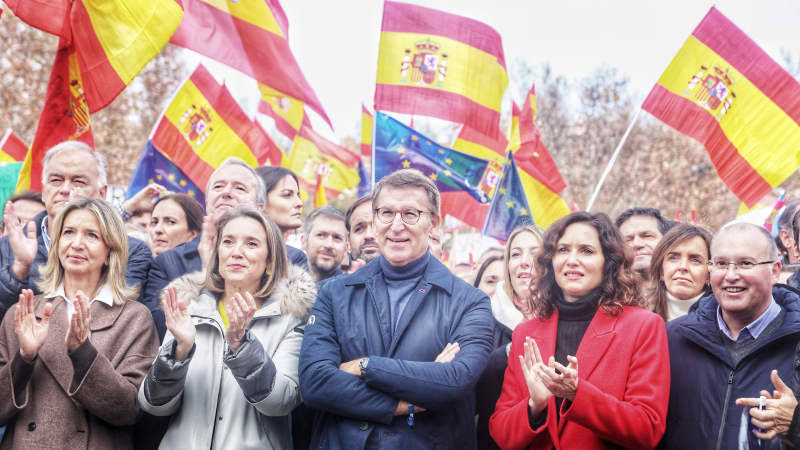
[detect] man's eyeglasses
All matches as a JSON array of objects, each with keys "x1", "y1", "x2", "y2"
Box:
[
  {"x1": 374, "y1": 207, "x2": 433, "y2": 225},
  {"x1": 706, "y1": 260, "x2": 776, "y2": 272}
]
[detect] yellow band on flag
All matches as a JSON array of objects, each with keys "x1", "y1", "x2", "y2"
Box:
[
  {"x1": 518, "y1": 168, "x2": 570, "y2": 228},
  {"x1": 198, "y1": 0, "x2": 284, "y2": 37},
  {"x1": 287, "y1": 136, "x2": 360, "y2": 195}
]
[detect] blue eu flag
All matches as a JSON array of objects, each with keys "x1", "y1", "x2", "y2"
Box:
[
  {"x1": 127, "y1": 141, "x2": 206, "y2": 208},
  {"x1": 373, "y1": 113, "x2": 491, "y2": 204},
  {"x1": 357, "y1": 161, "x2": 371, "y2": 198},
  {"x1": 482, "y1": 152, "x2": 534, "y2": 241}
]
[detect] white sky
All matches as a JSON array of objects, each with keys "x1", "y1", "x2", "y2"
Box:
[{"x1": 187, "y1": 0, "x2": 800, "y2": 143}]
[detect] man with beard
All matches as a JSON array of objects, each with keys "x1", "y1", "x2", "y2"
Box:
[
  {"x1": 302, "y1": 205, "x2": 348, "y2": 288},
  {"x1": 346, "y1": 195, "x2": 380, "y2": 272},
  {"x1": 615, "y1": 207, "x2": 672, "y2": 308}
]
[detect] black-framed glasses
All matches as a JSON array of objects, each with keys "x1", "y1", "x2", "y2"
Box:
[
  {"x1": 374, "y1": 207, "x2": 433, "y2": 225},
  {"x1": 706, "y1": 260, "x2": 776, "y2": 272}
]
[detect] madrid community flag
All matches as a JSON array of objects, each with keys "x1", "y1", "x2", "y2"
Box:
[
  {"x1": 257, "y1": 84, "x2": 307, "y2": 140},
  {"x1": 362, "y1": 105, "x2": 373, "y2": 159},
  {"x1": 642, "y1": 7, "x2": 800, "y2": 207},
  {"x1": 16, "y1": 39, "x2": 93, "y2": 192},
  {"x1": 171, "y1": 0, "x2": 331, "y2": 127},
  {"x1": 0, "y1": 130, "x2": 28, "y2": 163},
  {"x1": 6, "y1": 0, "x2": 183, "y2": 112},
  {"x1": 149, "y1": 64, "x2": 272, "y2": 192},
  {"x1": 286, "y1": 124, "x2": 361, "y2": 202},
  {"x1": 127, "y1": 141, "x2": 206, "y2": 207},
  {"x1": 375, "y1": 1, "x2": 508, "y2": 140}
]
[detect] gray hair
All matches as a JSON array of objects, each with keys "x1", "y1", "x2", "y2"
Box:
[
  {"x1": 206, "y1": 157, "x2": 267, "y2": 205},
  {"x1": 713, "y1": 222, "x2": 780, "y2": 261},
  {"x1": 372, "y1": 169, "x2": 440, "y2": 217},
  {"x1": 304, "y1": 205, "x2": 346, "y2": 238},
  {"x1": 42, "y1": 141, "x2": 108, "y2": 188}
]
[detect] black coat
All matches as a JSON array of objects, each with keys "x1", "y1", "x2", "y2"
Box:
[
  {"x1": 0, "y1": 211, "x2": 152, "y2": 319},
  {"x1": 475, "y1": 318, "x2": 513, "y2": 450}
]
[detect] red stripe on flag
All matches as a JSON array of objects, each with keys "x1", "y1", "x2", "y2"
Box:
[
  {"x1": 440, "y1": 192, "x2": 489, "y2": 230},
  {"x1": 266, "y1": 0, "x2": 289, "y2": 37},
  {"x1": 298, "y1": 125, "x2": 360, "y2": 168},
  {"x1": 361, "y1": 143, "x2": 371, "y2": 159},
  {"x1": 297, "y1": 177, "x2": 343, "y2": 199},
  {"x1": 381, "y1": 1, "x2": 506, "y2": 69},
  {"x1": 0, "y1": 131, "x2": 29, "y2": 161},
  {"x1": 257, "y1": 100, "x2": 298, "y2": 139},
  {"x1": 3, "y1": 0, "x2": 70, "y2": 38},
  {"x1": 375, "y1": 84, "x2": 502, "y2": 143},
  {"x1": 151, "y1": 119, "x2": 216, "y2": 190},
  {"x1": 692, "y1": 8, "x2": 800, "y2": 126},
  {"x1": 170, "y1": 0, "x2": 331, "y2": 127},
  {"x1": 69, "y1": 0, "x2": 127, "y2": 112},
  {"x1": 643, "y1": 83, "x2": 771, "y2": 206},
  {"x1": 253, "y1": 120, "x2": 284, "y2": 166},
  {"x1": 190, "y1": 66, "x2": 270, "y2": 164}
]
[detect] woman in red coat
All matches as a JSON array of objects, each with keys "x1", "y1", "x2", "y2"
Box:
[{"x1": 489, "y1": 211, "x2": 670, "y2": 450}]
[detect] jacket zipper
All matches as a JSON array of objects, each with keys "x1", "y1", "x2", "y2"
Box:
[
  {"x1": 194, "y1": 316, "x2": 226, "y2": 450},
  {"x1": 714, "y1": 370, "x2": 735, "y2": 450}
]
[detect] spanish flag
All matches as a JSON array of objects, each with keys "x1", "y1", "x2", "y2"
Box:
[
  {"x1": 0, "y1": 130, "x2": 28, "y2": 163},
  {"x1": 170, "y1": 0, "x2": 332, "y2": 128},
  {"x1": 253, "y1": 120, "x2": 285, "y2": 167},
  {"x1": 6, "y1": 0, "x2": 184, "y2": 112},
  {"x1": 451, "y1": 125, "x2": 507, "y2": 166},
  {"x1": 642, "y1": 7, "x2": 800, "y2": 207},
  {"x1": 507, "y1": 102, "x2": 522, "y2": 148},
  {"x1": 516, "y1": 82, "x2": 567, "y2": 193},
  {"x1": 375, "y1": 1, "x2": 508, "y2": 140},
  {"x1": 149, "y1": 64, "x2": 273, "y2": 191},
  {"x1": 361, "y1": 105, "x2": 373, "y2": 159},
  {"x1": 314, "y1": 173, "x2": 327, "y2": 208},
  {"x1": 257, "y1": 84, "x2": 306, "y2": 140},
  {"x1": 286, "y1": 124, "x2": 360, "y2": 202},
  {"x1": 16, "y1": 39, "x2": 93, "y2": 192}
]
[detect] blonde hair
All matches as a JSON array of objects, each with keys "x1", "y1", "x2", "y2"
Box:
[
  {"x1": 502, "y1": 225, "x2": 545, "y2": 301},
  {"x1": 38, "y1": 198, "x2": 137, "y2": 304},
  {"x1": 206, "y1": 205, "x2": 289, "y2": 299}
]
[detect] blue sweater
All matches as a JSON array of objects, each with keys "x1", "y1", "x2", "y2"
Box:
[{"x1": 380, "y1": 250, "x2": 430, "y2": 336}]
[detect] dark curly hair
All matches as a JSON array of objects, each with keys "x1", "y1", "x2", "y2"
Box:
[{"x1": 530, "y1": 211, "x2": 645, "y2": 320}]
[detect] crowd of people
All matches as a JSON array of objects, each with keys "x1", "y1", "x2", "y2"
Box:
[{"x1": 0, "y1": 140, "x2": 799, "y2": 449}]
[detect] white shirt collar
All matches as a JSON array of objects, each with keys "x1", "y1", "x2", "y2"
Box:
[{"x1": 44, "y1": 282, "x2": 115, "y2": 307}]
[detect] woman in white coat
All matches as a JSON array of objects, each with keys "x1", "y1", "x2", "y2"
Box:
[{"x1": 138, "y1": 205, "x2": 317, "y2": 450}]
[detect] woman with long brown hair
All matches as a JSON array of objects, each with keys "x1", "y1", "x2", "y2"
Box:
[
  {"x1": 648, "y1": 224, "x2": 712, "y2": 322},
  {"x1": 490, "y1": 211, "x2": 670, "y2": 449}
]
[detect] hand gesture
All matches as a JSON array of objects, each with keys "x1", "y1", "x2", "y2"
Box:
[
  {"x1": 122, "y1": 183, "x2": 166, "y2": 213},
  {"x1": 224, "y1": 292, "x2": 257, "y2": 353},
  {"x1": 519, "y1": 337, "x2": 552, "y2": 418},
  {"x1": 198, "y1": 216, "x2": 216, "y2": 270},
  {"x1": 736, "y1": 369, "x2": 798, "y2": 440},
  {"x1": 5, "y1": 202, "x2": 38, "y2": 279},
  {"x1": 68, "y1": 187, "x2": 85, "y2": 202},
  {"x1": 348, "y1": 258, "x2": 367, "y2": 274},
  {"x1": 536, "y1": 355, "x2": 580, "y2": 402},
  {"x1": 162, "y1": 286, "x2": 196, "y2": 361},
  {"x1": 65, "y1": 291, "x2": 91, "y2": 352},
  {"x1": 15, "y1": 289, "x2": 52, "y2": 363},
  {"x1": 435, "y1": 342, "x2": 460, "y2": 363}
]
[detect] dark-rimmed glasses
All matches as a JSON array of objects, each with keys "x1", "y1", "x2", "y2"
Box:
[{"x1": 375, "y1": 207, "x2": 433, "y2": 225}]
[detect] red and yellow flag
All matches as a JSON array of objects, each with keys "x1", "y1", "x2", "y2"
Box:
[
  {"x1": 16, "y1": 39, "x2": 93, "y2": 192},
  {"x1": 451, "y1": 125, "x2": 507, "y2": 166},
  {"x1": 642, "y1": 7, "x2": 800, "y2": 207},
  {"x1": 516, "y1": 82, "x2": 567, "y2": 193},
  {"x1": 0, "y1": 130, "x2": 28, "y2": 163},
  {"x1": 149, "y1": 64, "x2": 273, "y2": 191},
  {"x1": 170, "y1": 0, "x2": 331, "y2": 128},
  {"x1": 361, "y1": 105, "x2": 373, "y2": 159},
  {"x1": 375, "y1": 1, "x2": 508, "y2": 140},
  {"x1": 314, "y1": 173, "x2": 327, "y2": 208},
  {"x1": 7, "y1": 0, "x2": 183, "y2": 112},
  {"x1": 257, "y1": 84, "x2": 307, "y2": 140},
  {"x1": 253, "y1": 120, "x2": 285, "y2": 167},
  {"x1": 286, "y1": 124, "x2": 360, "y2": 202}
]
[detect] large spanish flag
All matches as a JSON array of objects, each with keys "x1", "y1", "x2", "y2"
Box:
[
  {"x1": 515, "y1": 157, "x2": 570, "y2": 228},
  {"x1": 286, "y1": 124, "x2": 360, "y2": 201},
  {"x1": 6, "y1": 0, "x2": 184, "y2": 112},
  {"x1": 170, "y1": 0, "x2": 331, "y2": 128},
  {"x1": 257, "y1": 84, "x2": 306, "y2": 140},
  {"x1": 375, "y1": 1, "x2": 508, "y2": 140},
  {"x1": 0, "y1": 130, "x2": 28, "y2": 163},
  {"x1": 361, "y1": 105, "x2": 373, "y2": 159},
  {"x1": 642, "y1": 7, "x2": 800, "y2": 207},
  {"x1": 16, "y1": 39, "x2": 93, "y2": 192},
  {"x1": 149, "y1": 64, "x2": 272, "y2": 192}
]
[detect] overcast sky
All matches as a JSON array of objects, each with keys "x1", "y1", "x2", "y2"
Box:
[{"x1": 187, "y1": 0, "x2": 800, "y2": 143}]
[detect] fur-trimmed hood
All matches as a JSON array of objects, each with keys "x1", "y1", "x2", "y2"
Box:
[{"x1": 162, "y1": 264, "x2": 317, "y2": 321}]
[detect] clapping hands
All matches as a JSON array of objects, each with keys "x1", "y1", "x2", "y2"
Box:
[
  {"x1": 162, "y1": 286, "x2": 196, "y2": 361},
  {"x1": 14, "y1": 289, "x2": 52, "y2": 363},
  {"x1": 224, "y1": 292, "x2": 257, "y2": 353},
  {"x1": 65, "y1": 291, "x2": 91, "y2": 352}
]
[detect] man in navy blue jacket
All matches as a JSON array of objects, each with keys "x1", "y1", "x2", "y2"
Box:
[
  {"x1": 659, "y1": 223, "x2": 800, "y2": 449},
  {"x1": 299, "y1": 169, "x2": 493, "y2": 450}
]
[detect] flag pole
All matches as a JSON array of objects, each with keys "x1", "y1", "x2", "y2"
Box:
[{"x1": 586, "y1": 107, "x2": 642, "y2": 212}]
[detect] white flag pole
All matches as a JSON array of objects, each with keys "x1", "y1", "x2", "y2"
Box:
[{"x1": 585, "y1": 107, "x2": 642, "y2": 212}]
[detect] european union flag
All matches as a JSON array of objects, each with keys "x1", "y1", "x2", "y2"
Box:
[
  {"x1": 482, "y1": 152, "x2": 534, "y2": 241},
  {"x1": 357, "y1": 161, "x2": 371, "y2": 198},
  {"x1": 374, "y1": 113, "x2": 491, "y2": 203},
  {"x1": 127, "y1": 141, "x2": 206, "y2": 208}
]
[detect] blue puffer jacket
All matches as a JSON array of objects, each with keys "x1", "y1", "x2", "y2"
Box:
[
  {"x1": 299, "y1": 255, "x2": 493, "y2": 450},
  {"x1": 659, "y1": 285, "x2": 800, "y2": 450},
  {"x1": 139, "y1": 236, "x2": 308, "y2": 340},
  {"x1": 0, "y1": 210, "x2": 153, "y2": 319}
]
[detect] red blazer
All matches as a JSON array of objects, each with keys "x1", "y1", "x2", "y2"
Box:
[{"x1": 489, "y1": 305, "x2": 669, "y2": 450}]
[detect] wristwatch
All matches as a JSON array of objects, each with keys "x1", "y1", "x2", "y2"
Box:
[{"x1": 359, "y1": 357, "x2": 369, "y2": 379}]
